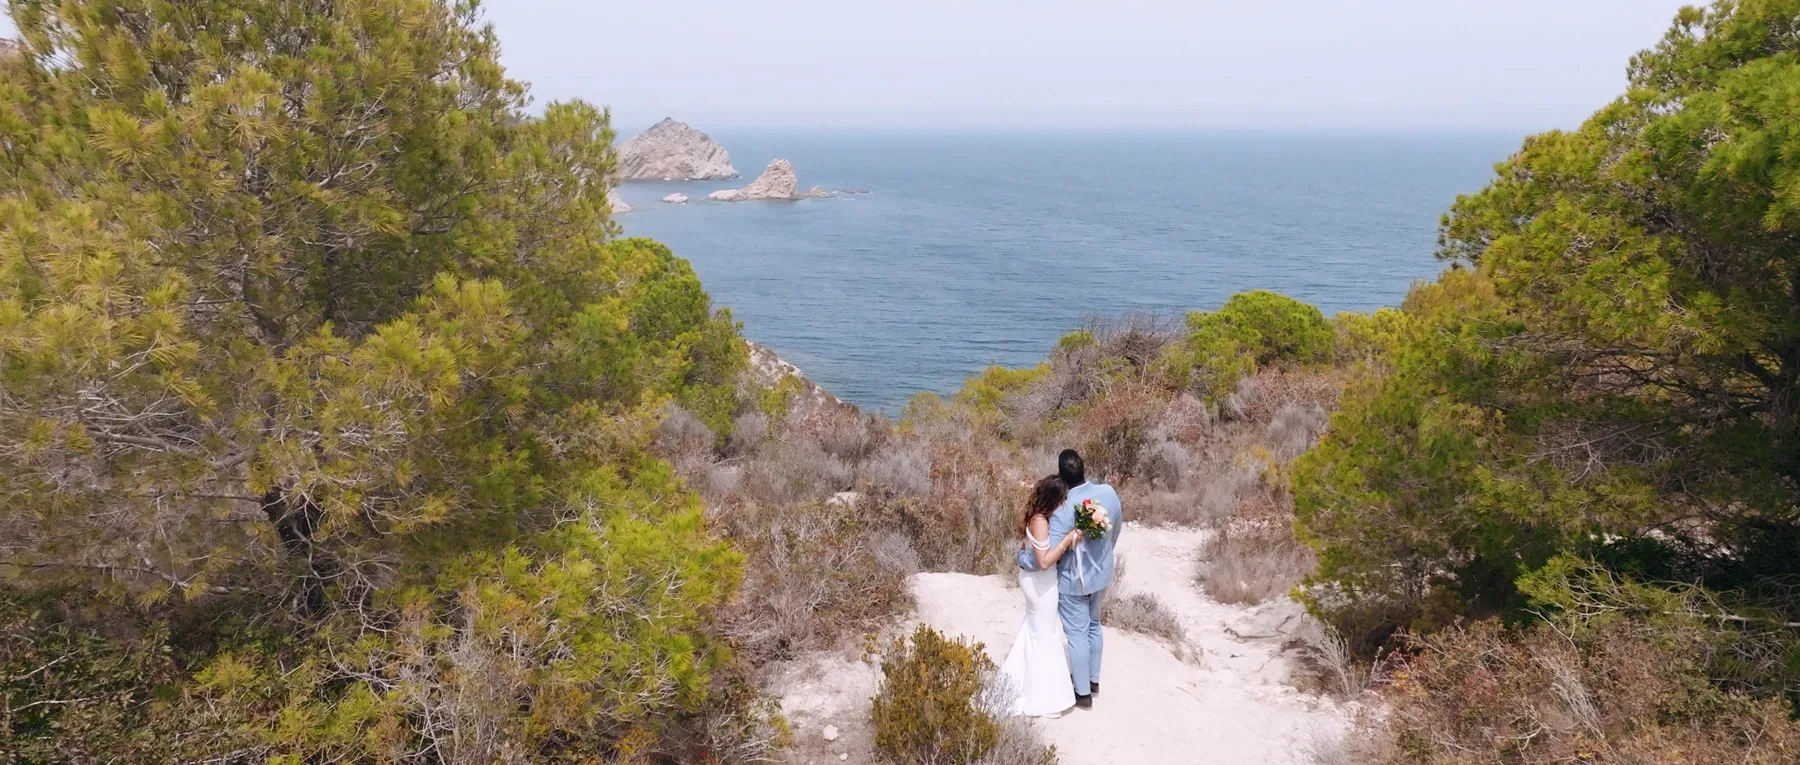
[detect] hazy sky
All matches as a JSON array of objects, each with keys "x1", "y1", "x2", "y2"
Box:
[
  {"x1": 482, "y1": 0, "x2": 1691, "y2": 133},
  {"x1": 0, "y1": 1, "x2": 1697, "y2": 132}
]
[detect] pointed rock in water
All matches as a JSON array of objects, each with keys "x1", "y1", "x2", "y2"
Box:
[
  {"x1": 707, "y1": 159, "x2": 828, "y2": 202},
  {"x1": 607, "y1": 189, "x2": 631, "y2": 214},
  {"x1": 662, "y1": 193, "x2": 688, "y2": 204},
  {"x1": 615, "y1": 118, "x2": 738, "y2": 181}
]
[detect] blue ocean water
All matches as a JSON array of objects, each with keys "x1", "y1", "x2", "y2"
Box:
[{"x1": 614, "y1": 130, "x2": 1523, "y2": 414}]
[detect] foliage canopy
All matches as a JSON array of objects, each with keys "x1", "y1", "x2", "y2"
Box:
[
  {"x1": 1294, "y1": 0, "x2": 1800, "y2": 691},
  {"x1": 0, "y1": 0, "x2": 748, "y2": 759}
]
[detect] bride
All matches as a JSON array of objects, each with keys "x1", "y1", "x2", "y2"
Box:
[{"x1": 1000, "y1": 476, "x2": 1083, "y2": 718}]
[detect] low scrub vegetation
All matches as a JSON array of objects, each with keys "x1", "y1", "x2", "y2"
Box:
[
  {"x1": 1197, "y1": 521, "x2": 1317, "y2": 606},
  {"x1": 1103, "y1": 592, "x2": 1200, "y2": 664},
  {"x1": 1344, "y1": 564, "x2": 1800, "y2": 763},
  {"x1": 664, "y1": 301, "x2": 1347, "y2": 679},
  {"x1": 870, "y1": 625, "x2": 1057, "y2": 765}
]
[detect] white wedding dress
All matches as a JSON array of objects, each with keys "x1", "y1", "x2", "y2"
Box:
[{"x1": 1000, "y1": 529, "x2": 1076, "y2": 717}]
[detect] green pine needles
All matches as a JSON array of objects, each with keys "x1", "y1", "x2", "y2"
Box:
[{"x1": 0, "y1": 0, "x2": 748, "y2": 759}]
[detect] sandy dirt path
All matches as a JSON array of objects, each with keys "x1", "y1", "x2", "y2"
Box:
[{"x1": 771, "y1": 524, "x2": 1351, "y2": 764}]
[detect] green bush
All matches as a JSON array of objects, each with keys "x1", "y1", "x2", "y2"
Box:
[
  {"x1": 954, "y1": 363, "x2": 1051, "y2": 423},
  {"x1": 1185, "y1": 291, "x2": 1334, "y2": 398},
  {"x1": 871, "y1": 625, "x2": 1000, "y2": 765}
]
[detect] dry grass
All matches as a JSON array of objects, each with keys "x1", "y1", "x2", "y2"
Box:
[
  {"x1": 859, "y1": 442, "x2": 933, "y2": 498},
  {"x1": 1297, "y1": 618, "x2": 1370, "y2": 699},
  {"x1": 1103, "y1": 591, "x2": 1201, "y2": 664},
  {"x1": 1196, "y1": 521, "x2": 1317, "y2": 605},
  {"x1": 1300, "y1": 729, "x2": 1354, "y2": 765},
  {"x1": 738, "y1": 438, "x2": 854, "y2": 505},
  {"x1": 1355, "y1": 617, "x2": 1800, "y2": 763},
  {"x1": 716, "y1": 499, "x2": 912, "y2": 664},
  {"x1": 973, "y1": 671, "x2": 1060, "y2": 765}
]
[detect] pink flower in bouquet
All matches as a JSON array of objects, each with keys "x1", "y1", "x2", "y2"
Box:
[{"x1": 1074, "y1": 498, "x2": 1109, "y2": 540}]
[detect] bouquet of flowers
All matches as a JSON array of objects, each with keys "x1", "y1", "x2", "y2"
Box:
[{"x1": 1073, "y1": 498, "x2": 1111, "y2": 541}]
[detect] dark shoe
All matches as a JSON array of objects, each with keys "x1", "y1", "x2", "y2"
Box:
[
  {"x1": 1089, "y1": 682, "x2": 1099, "y2": 696},
  {"x1": 1074, "y1": 694, "x2": 1093, "y2": 710}
]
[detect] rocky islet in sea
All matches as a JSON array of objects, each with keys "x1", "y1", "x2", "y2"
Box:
[
  {"x1": 706, "y1": 159, "x2": 833, "y2": 202},
  {"x1": 613, "y1": 120, "x2": 840, "y2": 205},
  {"x1": 615, "y1": 118, "x2": 738, "y2": 181}
]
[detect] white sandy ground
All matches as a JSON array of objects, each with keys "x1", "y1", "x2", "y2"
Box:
[{"x1": 768, "y1": 524, "x2": 1357, "y2": 764}]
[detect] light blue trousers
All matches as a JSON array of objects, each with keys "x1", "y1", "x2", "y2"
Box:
[{"x1": 1059, "y1": 587, "x2": 1105, "y2": 696}]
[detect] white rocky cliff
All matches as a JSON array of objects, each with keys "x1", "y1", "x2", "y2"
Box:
[
  {"x1": 607, "y1": 189, "x2": 631, "y2": 214},
  {"x1": 707, "y1": 159, "x2": 833, "y2": 202},
  {"x1": 615, "y1": 118, "x2": 738, "y2": 181}
]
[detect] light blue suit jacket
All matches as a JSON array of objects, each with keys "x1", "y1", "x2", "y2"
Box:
[{"x1": 1015, "y1": 481, "x2": 1123, "y2": 596}]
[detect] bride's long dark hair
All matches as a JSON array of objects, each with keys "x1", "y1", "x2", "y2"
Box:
[{"x1": 1020, "y1": 475, "x2": 1068, "y2": 537}]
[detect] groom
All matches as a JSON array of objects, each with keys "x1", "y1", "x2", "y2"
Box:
[{"x1": 1017, "y1": 448, "x2": 1123, "y2": 709}]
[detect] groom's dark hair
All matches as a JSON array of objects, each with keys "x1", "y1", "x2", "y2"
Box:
[{"x1": 1057, "y1": 449, "x2": 1085, "y2": 486}]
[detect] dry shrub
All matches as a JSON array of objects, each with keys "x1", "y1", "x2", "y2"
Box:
[
  {"x1": 1103, "y1": 592, "x2": 1200, "y2": 663},
  {"x1": 1222, "y1": 374, "x2": 1263, "y2": 422},
  {"x1": 1264, "y1": 402, "x2": 1329, "y2": 461},
  {"x1": 1199, "y1": 460, "x2": 1262, "y2": 517},
  {"x1": 1005, "y1": 316, "x2": 1177, "y2": 432},
  {"x1": 1137, "y1": 438, "x2": 1191, "y2": 490},
  {"x1": 719, "y1": 500, "x2": 911, "y2": 664},
  {"x1": 859, "y1": 429, "x2": 1025, "y2": 576},
  {"x1": 1125, "y1": 488, "x2": 1206, "y2": 528},
  {"x1": 1236, "y1": 366, "x2": 1343, "y2": 424},
  {"x1": 1088, "y1": 312, "x2": 1179, "y2": 372},
  {"x1": 861, "y1": 442, "x2": 934, "y2": 499},
  {"x1": 878, "y1": 470, "x2": 1018, "y2": 576},
  {"x1": 1360, "y1": 618, "x2": 1800, "y2": 764},
  {"x1": 727, "y1": 411, "x2": 770, "y2": 456},
  {"x1": 691, "y1": 460, "x2": 742, "y2": 506},
  {"x1": 1013, "y1": 342, "x2": 1104, "y2": 424},
  {"x1": 975, "y1": 720, "x2": 1059, "y2": 765},
  {"x1": 739, "y1": 439, "x2": 853, "y2": 505},
  {"x1": 656, "y1": 403, "x2": 716, "y2": 458},
  {"x1": 782, "y1": 407, "x2": 889, "y2": 463},
  {"x1": 1146, "y1": 392, "x2": 1212, "y2": 445},
  {"x1": 666, "y1": 664, "x2": 790, "y2": 765},
  {"x1": 1301, "y1": 730, "x2": 1355, "y2": 765},
  {"x1": 1297, "y1": 618, "x2": 1370, "y2": 699},
  {"x1": 1066, "y1": 383, "x2": 1159, "y2": 484},
  {"x1": 872, "y1": 625, "x2": 1057, "y2": 765},
  {"x1": 1197, "y1": 522, "x2": 1316, "y2": 605}
]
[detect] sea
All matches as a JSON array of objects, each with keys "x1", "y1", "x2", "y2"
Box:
[{"x1": 613, "y1": 130, "x2": 1525, "y2": 414}]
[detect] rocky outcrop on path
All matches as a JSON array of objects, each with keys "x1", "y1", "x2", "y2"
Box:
[
  {"x1": 707, "y1": 159, "x2": 832, "y2": 202},
  {"x1": 662, "y1": 193, "x2": 688, "y2": 204},
  {"x1": 615, "y1": 118, "x2": 738, "y2": 181}
]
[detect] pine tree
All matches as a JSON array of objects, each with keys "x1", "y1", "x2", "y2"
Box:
[{"x1": 0, "y1": 0, "x2": 746, "y2": 758}]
